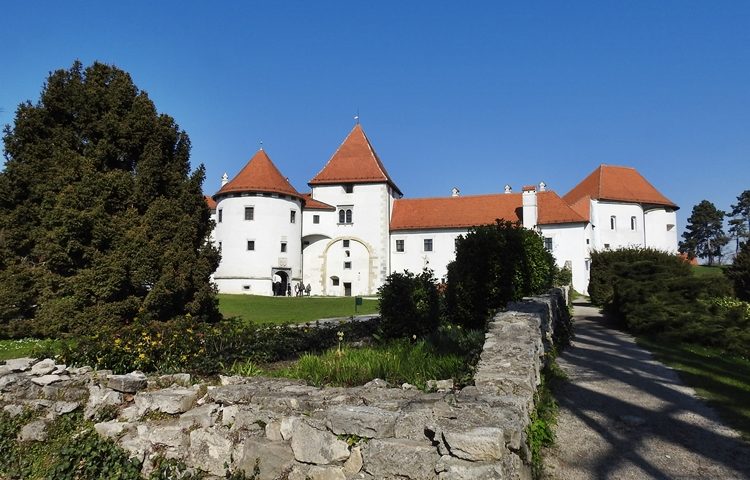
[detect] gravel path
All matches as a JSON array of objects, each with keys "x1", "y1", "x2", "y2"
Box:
[{"x1": 543, "y1": 302, "x2": 750, "y2": 480}]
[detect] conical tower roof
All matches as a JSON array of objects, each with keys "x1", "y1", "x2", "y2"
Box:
[
  {"x1": 309, "y1": 124, "x2": 402, "y2": 195},
  {"x1": 215, "y1": 149, "x2": 302, "y2": 200}
]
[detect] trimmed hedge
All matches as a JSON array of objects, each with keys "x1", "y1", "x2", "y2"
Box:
[{"x1": 378, "y1": 269, "x2": 440, "y2": 339}]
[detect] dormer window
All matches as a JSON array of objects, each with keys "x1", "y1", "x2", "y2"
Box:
[{"x1": 343, "y1": 184, "x2": 354, "y2": 194}]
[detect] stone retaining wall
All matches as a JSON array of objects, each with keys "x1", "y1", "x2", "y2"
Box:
[{"x1": 0, "y1": 289, "x2": 569, "y2": 480}]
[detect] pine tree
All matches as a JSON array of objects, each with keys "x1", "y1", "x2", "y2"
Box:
[
  {"x1": 726, "y1": 241, "x2": 750, "y2": 301},
  {"x1": 0, "y1": 61, "x2": 220, "y2": 337},
  {"x1": 729, "y1": 190, "x2": 750, "y2": 256},
  {"x1": 678, "y1": 200, "x2": 728, "y2": 266}
]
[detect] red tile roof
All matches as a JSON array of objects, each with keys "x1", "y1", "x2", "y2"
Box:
[
  {"x1": 309, "y1": 124, "x2": 402, "y2": 195},
  {"x1": 215, "y1": 149, "x2": 302, "y2": 200},
  {"x1": 390, "y1": 191, "x2": 586, "y2": 231},
  {"x1": 301, "y1": 193, "x2": 336, "y2": 211},
  {"x1": 204, "y1": 195, "x2": 217, "y2": 210},
  {"x1": 563, "y1": 165, "x2": 678, "y2": 209},
  {"x1": 568, "y1": 195, "x2": 591, "y2": 221}
]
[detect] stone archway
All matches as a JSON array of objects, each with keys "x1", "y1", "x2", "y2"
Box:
[{"x1": 272, "y1": 268, "x2": 290, "y2": 296}]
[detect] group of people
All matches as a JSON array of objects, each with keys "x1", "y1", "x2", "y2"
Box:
[{"x1": 272, "y1": 281, "x2": 312, "y2": 297}]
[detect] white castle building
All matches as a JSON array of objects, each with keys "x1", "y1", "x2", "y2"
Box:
[{"x1": 207, "y1": 124, "x2": 679, "y2": 296}]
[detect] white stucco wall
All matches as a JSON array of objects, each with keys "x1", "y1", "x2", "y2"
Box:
[
  {"x1": 390, "y1": 228, "x2": 468, "y2": 281},
  {"x1": 301, "y1": 182, "x2": 398, "y2": 295},
  {"x1": 212, "y1": 193, "x2": 302, "y2": 295},
  {"x1": 539, "y1": 223, "x2": 588, "y2": 294},
  {"x1": 644, "y1": 208, "x2": 679, "y2": 252},
  {"x1": 590, "y1": 200, "x2": 678, "y2": 254}
]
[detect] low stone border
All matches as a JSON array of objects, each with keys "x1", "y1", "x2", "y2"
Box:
[{"x1": 0, "y1": 289, "x2": 569, "y2": 480}]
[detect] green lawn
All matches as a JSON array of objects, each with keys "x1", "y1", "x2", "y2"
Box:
[
  {"x1": 692, "y1": 265, "x2": 727, "y2": 277},
  {"x1": 218, "y1": 294, "x2": 379, "y2": 324},
  {"x1": 0, "y1": 339, "x2": 44, "y2": 362},
  {"x1": 637, "y1": 337, "x2": 750, "y2": 441}
]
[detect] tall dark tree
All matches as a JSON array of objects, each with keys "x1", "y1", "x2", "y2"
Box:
[
  {"x1": 726, "y1": 241, "x2": 750, "y2": 301},
  {"x1": 729, "y1": 190, "x2": 750, "y2": 256},
  {"x1": 679, "y1": 200, "x2": 728, "y2": 266},
  {"x1": 0, "y1": 61, "x2": 220, "y2": 337},
  {"x1": 728, "y1": 218, "x2": 748, "y2": 257},
  {"x1": 731, "y1": 190, "x2": 750, "y2": 231}
]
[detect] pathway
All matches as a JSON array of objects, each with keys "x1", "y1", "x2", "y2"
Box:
[{"x1": 543, "y1": 302, "x2": 750, "y2": 480}]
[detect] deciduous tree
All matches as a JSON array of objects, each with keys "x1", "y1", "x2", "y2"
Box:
[
  {"x1": 0, "y1": 61, "x2": 220, "y2": 337},
  {"x1": 679, "y1": 200, "x2": 728, "y2": 266}
]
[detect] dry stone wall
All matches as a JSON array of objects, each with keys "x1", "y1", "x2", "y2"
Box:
[{"x1": 0, "y1": 289, "x2": 569, "y2": 480}]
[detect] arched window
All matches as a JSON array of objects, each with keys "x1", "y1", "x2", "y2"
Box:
[
  {"x1": 346, "y1": 209, "x2": 353, "y2": 223},
  {"x1": 610, "y1": 216, "x2": 616, "y2": 230},
  {"x1": 339, "y1": 209, "x2": 345, "y2": 223}
]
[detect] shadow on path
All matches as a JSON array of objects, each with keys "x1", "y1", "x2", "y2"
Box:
[{"x1": 543, "y1": 302, "x2": 750, "y2": 480}]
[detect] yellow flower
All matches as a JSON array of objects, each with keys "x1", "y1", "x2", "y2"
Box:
[
  {"x1": 138, "y1": 353, "x2": 147, "y2": 360},
  {"x1": 114, "y1": 338, "x2": 122, "y2": 345}
]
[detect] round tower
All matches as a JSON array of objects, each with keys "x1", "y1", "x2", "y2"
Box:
[{"x1": 212, "y1": 150, "x2": 303, "y2": 295}]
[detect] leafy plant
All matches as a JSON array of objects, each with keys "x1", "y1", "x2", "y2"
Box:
[{"x1": 378, "y1": 269, "x2": 440, "y2": 339}]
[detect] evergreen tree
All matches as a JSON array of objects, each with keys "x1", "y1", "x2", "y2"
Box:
[
  {"x1": 727, "y1": 241, "x2": 750, "y2": 301},
  {"x1": 679, "y1": 200, "x2": 728, "y2": 266},
  {"x1": 0, "y1": 61, "x2": 220, "y2": 337},
  {"x1": 729, "y1": 190, "x2": 750, "y2": 256},
  {"x1": 731, "y1": 190, "x2": 750, "y2": 231},
  {"x1": 728, "y1": 218, "x2": 748, "y2": 257}
]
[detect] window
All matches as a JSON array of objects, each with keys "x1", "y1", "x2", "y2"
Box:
[
  {"x1": 339, "y1": 209, "x2": 345, "y2": 223},
  {"x1": 344, "y1": 261, "x2": 352, "y2": 269},
  {"x1": 604, "y1": 243, "x2": 611, "y2": 250},
  {"x1": 424, "y1": 239, "x2": 433, "y2": 252},
  {"x1": 218, "y1": 241, "x2": 222, "y2": 251},
  {"x1": 290, "y1": 210, "x2": 296, "y2": 223},
  {"x1": 630, "y1": 216, "x2": 637, "y2": 231},
  {"x1": 586, "y1": 239, "x2": 590, "y2": 245},
  {"x1": 338, "y1": 207, "x2": 353, "y2": 224},
  {"x1": 313, "y1": 214, "x2": 320, "y2": 224},
  {"x1": 218, "y1": 209, "x2": 223, "y2": 223},
  {"x1": 544, "y1": 237, "x2": 553, "y2": 251},
  {"x1": 244, "y1": 206, "x2": 254, "y2": 221},
  {"x1": 247, "y1": 240, "x2": 255, "y2": 251},
  {"x1": 610, "y1": 216, "x2": 616, "y2": 230},
  {"x1": 343, "y1": 184, "x2": 353, "y2": 194},
  {"x1": 395, "y1": 239, "x2": 404, "y2": 252},
  {"x1": 331, "y1": 276, "x2": 340, "y2": 286},
  {"x1": 280, "y1": 242, "x2": 287, "y2": 253},
  {"x1": 343, "y1": 240, "x2": 350, "y2": 248},
  {"x1": 345, "y1": 250, "x2": 350, "y2": 257},
  {"x1": 346, "y1": 209, "x2": 352, "y2": 223}
]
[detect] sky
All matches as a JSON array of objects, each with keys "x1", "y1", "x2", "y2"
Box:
[{"x1": 1, "y1": 1, "x2": 749, "y2": 237}]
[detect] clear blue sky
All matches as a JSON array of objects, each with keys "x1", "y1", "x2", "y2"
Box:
[{"x1": 2, "y1": 1, "x2": 749, "y2": 234}]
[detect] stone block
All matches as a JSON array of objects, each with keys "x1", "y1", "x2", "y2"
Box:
[
  {"x1": 307, "y1": 465, "x2": 346, "y2": 480},
  {"x1": 325, "y1": 405, "x2": 399, "y2": 438},
  {"x1": 135, "y1": 387, "x2": 198, "y2": 415},
  {"x1": 189, "y1": 428, "x2": 233, "y2": 476},
  {"x1": 18, "y1": 419, "x2": 49, "y2": 442},
  {"x1": 94, "y1": 420, "x2": 131, "y2": 438},
  {"x1": 31, "y1": 374, "x2": 66, "y2": 386},
  {"x1": 108, "y1": 372, "x2": 148, "y2": 393},
  {"x1": 362, "y1": 438, "x2": 440, "y2": 479},
  {"x1": 343, "y1": 445, "x2": 363, "y2": 474},
  {"x1": 30, "y1": 358, "x2": 55, "y2": 376},
  {"x1": 290, "y1": 421, "x2": 349, "y2": 465},
  {"x1": 85, "y1": 384, "x2": 124, "y2": 419},
  {"x1": 4, "y1": 357, "x2": 36, "y2": 372},
  {"x1": 436, "y1": 455, "x2": 504, "y2": 480},
  {"x1": 442, "y1": 427, "x2": 506, "y2": 462},
  {"x1": 235, "y1": 439, "x2": 296, "y2": 480},
  {"x1": 179, "y1": 403, "x2": 218, "y2": 428}
]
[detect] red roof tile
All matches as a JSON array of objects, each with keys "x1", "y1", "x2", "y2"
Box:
[
  {"x1": 301, "y1": 193, "x2": 336, "y2": 211},
  {"x1": 215, "y1": 150, "x2": 302, "y2": 200},
  {"x1": 390, "y1": 191, "x2": 586, "y2": 231},
  {"x1": 309, "y1": 124, "x2": 402, "y2": 195},
  {"x1": 205, "y1": 195, "x2": 217, "y2": 210},
  {"x1": 563, "y1": 165, "x2": 678, "y2": 209}
]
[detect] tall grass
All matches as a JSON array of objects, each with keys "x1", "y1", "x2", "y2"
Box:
[{"x1": 272, "y1": 338, "x2": 471, "y2": 389}]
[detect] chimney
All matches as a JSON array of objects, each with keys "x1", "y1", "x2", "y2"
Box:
[
  {"x1": 522, "y1": 185, "x2": 538, "y2": 229},
  {"x1": 221, "y1": 173, "x2": 229, "y2": 187},
  {"x1": 504, "y1": 184, "x2": 512, "y2": 194},
  {"x1": 539, "y1": 181, "x2": 547, "y2": 192},
  {"x1": 451, "y1": 187, "x2": 460, "y2": 197}
]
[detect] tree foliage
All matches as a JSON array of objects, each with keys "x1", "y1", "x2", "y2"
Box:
[
  {"x1": 378, "y1": 269, "x2": 440, "y2": 339},
  {"x1": 0, "y1": 61, "x2": 220, "y2": 337},
  {"x1": 727, "y1": 241, "x2": 750, "y2": 302},
  {"x1": 729, "y1": 190, "x2": 750, "y2": 255},
  {"x1": 679, "y1": 200, "x2": 728, "y2": 266},
  {"x1": 446, "y1": 221, "x2": 555, "y2": 329}
]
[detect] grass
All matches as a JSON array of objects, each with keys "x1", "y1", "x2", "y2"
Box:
[
  {"x1": 637, "y1": 336, "x2": 750, "y2": 441},
  {"x1": 270, "y1": 338, "x2": 471, "y2": 389},
  {"x1": 0, "y1": 339, "x2": 46, "y2": 362},
  {"x1": 218, "y1": 294, "x2": 379, "y2": 324},
  {"x1": 692, "y1": 265, "x2": 727, "y2": 277}
]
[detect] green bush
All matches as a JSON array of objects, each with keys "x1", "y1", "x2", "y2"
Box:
[
  {"x1": 589, "y1": 247, "x2": 692, "y2": 306},
  {"x1": 553, "y1": 266, "x2": 572, "y2": 287},
  {"x1": 378, "y1": 269, "x2": 440, "y2": 339},
  {"x1": 727, "y1": 241, "x2": 750, "y2": 301},
  {"x1": 446, "y1": 221, "x2": 555, "y2": 329}
]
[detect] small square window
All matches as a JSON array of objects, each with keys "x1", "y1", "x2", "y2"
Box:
[
  {"x1": 247, "y1": 240, "x2": 255, "y2": 251},
  {"x1": 280, "y1": 242, "x2": 287, "y2": 253},
  {"x1": 343, "y1": 240, "x2": 350, "y2": 248},
  {"x1": 395, "y1": 239, "x2": 404, "y2": 252},
  {"x1": 604, "y1": 243, "x2": 611, "y2": 250},
  {"x1": 344, "y1": 261, "x2": 352, "y2": 269},
  {"x1": 331, "y1": 277, "x2": 340, "y2": 286},
  {"x1": 424, "y1": 239, "x2": 433, "y2": 252},
  {"x1": 290, "y1": 210, "x2": 296, "y2": 223},
  {"x1": 218, "y1": 209, "x2": 223, "y2": 223},
  {"x1": 313, "y1": 214, "x2": 320, "y2": 224},
  {"x1": 245, "y1": 206, "x2": 254, "y2": 221}
]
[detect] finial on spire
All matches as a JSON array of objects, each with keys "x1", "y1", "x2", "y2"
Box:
[
  {"x1": 221, "y1": 172, "x2": 229, "y2": 187},
  {"x1": 259, "y1": 139, "x2": 264, "y2": 150},
  {"x1": 354, "y1": 108, "x2": 360, "y2": 125}
]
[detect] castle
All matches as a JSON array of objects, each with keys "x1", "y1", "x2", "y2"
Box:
[{"x1": 207, "y1": 124, "x2": 679, "y2": 296}]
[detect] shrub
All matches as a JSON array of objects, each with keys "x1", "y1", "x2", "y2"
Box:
[
  {"x1": 554, "y1": 266, "x2": 572, "y2": 287},
  {"x1": 727, "y1": 241, "x2": 750, "y2": 301},
  {"x1": 378, "y1": 269, "x2": 440, "y2": 339},
  {"x1": 589, "y1": 247, "x2": 692, "y2": 306},
  {"x1": 446, "y1": 221, "x2": 555, "y2": 329}
]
